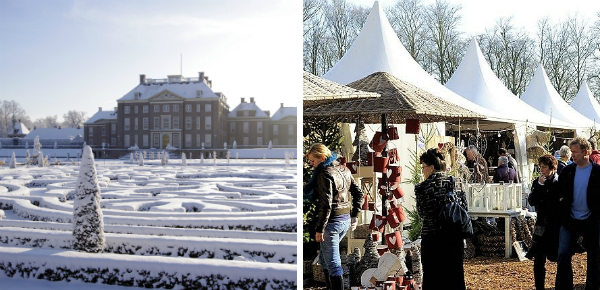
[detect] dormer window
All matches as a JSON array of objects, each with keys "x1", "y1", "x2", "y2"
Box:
[
  {"x1": 134, "y1": 92, "x2": 141, "y2": 100},
  {"x1": 243, "y1": 111, "x2": 249, "y2": 117},
  {"x1": 196, "y1": 90, "x2": 202, "y2": 98}
]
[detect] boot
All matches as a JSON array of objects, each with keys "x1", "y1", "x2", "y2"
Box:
[
  {"x1": 323, "y1": 269, "x2": 331, "y2": 289},
  {"x1": 330, "y1": 275, "x2": 344, "y2": 290}
]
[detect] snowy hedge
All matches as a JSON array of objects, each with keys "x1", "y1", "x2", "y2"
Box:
[
  {"x1": 0, "y1": 197, "x2": 296, "y2": 232},
  {"x1": 0, "y1": 183, "x2": 30, "y2": 196},
  {"x1": 0, "y1": 220, "x2": 296, "y2": 241},
  {"x1": 0, "y1": 227, "x2": 296, "y2": 264},
  {"x1": 0, "y1": 246, "x2": 296, "y2": 289}
]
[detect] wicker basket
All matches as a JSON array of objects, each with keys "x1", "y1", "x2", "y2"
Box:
[
  {"x1": 353, "y1": 224, "x2": 370, "y2": 239},
  {"x1": 312, "y1": 256, "x2": 326, "y2": 283},
  {"x1": 303, "y1": 259, "x2": 313, "y2": 278}
]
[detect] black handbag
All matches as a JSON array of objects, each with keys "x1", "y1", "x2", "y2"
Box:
[{"x1": 438, "y1": 180, "x2": 473, "y2": 238}]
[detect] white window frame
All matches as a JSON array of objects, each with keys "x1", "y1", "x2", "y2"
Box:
[
  {"x1": 143, "y1": 118, "x2": 148, "y2": 130},
  {"x1": 257, "y1": 121, "x2": 262, "y2": 133},
  {"x1": 124, "y1": 118, "x2": 130, "y2": 131},
  {"x1": 196, "y1": 104, "x2": 200, "y2": 112},
  {"x1": 173, "y1": 117, "x2": 179, "y2": 129},
  {"x1": 186, "y1": 117, "x2": 192, "y2": 130},
  {"x1": 89, "y1": 127, "x2": 93, "y2": 136},
  {"x1": 143, "y1": 135, "x2": 148, "y2": 147},
  {"x1": 205, "y1": 104, "x2": 211, "y2": 112},
  {"x1": 153, "y1": 134, "x2": 160, "y2": 148},
  {"x1": 154, "y1": 117, "x2": 160, "y2": 129},
  {"x1": 134, "y1": 118, "x2": 138, "y2": 130},
  {"x1": 143, "y1": 105, "x2": 148, "y2": 113},
  {"x1": 124, "y1": 106, "x2": 130, "y2": 114},
  {"x1": 196, "y1": 134, "x2": 201, "y2": 147},
  {"x1": 185, "y1": 134, "x2": 192, "y2": 148},
  {"x1": 154, "y1": 105, "x2": 160, "y2": 112},
  {"x1": 196, "y1": 117, "x2": 200, "y2": 130},
  {"x1": 243, "y1": 122, "x2": 249, "y2": 134},
  {"x1": 134, "y1": 106, "x2": 138, "y2": 114},
  {"x1": 205, "y1": 117, "x2": 211, "y2": 130},
  {"x1": 172, "y1": 133, "x2": 180, "y2": 148},
  {"x1": 124, "y1": 135, "x2": 130, "y2": 147},
  {"x1": 204, "y1": 134, "x2": 211, "y2": 147},
  {"x1": 230, "y1": 122, "x2": 235, "y2": 133},
  {"x1": 101, "y1": 127, "x2": 106, "y2": 136},
  {"x1": 185, "y1": 105, "x2": 192, "y2": 112},
  {"x1": 162, "y1": 116, "x2": 171, "y2": 129},
  {"x1": 111, "y1": 123, "x2": 116, "y2": 134},
  {"x1": 273, "y1": 124, "x2": 278, "y2": 135},
  {"x1": 173, "y1": 104, "x2": 179, "y2": 112}
]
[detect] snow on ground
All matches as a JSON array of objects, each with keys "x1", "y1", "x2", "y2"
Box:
[{"x1": 0, "y1": 157, "x2": 298, "y2": 289}]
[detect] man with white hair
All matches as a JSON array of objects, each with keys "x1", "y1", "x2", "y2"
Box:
[
  {"x1": 493, "y1": 156, "x2": 519, "y2": 183},
  {"x1": 557, "y1": 145, "x2": 572, "y2": 174}
]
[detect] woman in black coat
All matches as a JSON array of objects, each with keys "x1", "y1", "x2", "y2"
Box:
[
  {"x1": 526, "y1": 154, "x2": 560, "y2": 290},
  {"x1": 415, "y1": 148, "x2": 467, "y2": 290}
]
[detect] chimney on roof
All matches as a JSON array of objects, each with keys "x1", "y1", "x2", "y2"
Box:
[
  {"x1": 280, "y1": 103, "x2": 284, "y2": 108},
  {"x1": 250, "y1": 97, "x2": 254, "y2": 103},
  {"x1": 241, "y1": 98, "x2": 245, "y2": 103},
  {"x1": 99, "y1": 107, "x2": 102, "y2": 112},
  {"x1": 208, "y1": 80, "x2": 212, "y2": 89},
  {"x1": 140, "y1": 74, "x2": 146, "y2": 84},
  {"x1": 199, "y1": 72, "x2": 204, "y2": 81},
  {"x1": 114, "y1": 107, "x2": 117, "y2": 112}
]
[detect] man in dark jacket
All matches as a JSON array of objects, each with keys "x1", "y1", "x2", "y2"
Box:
[
  {"x1": 588, "y1": 137, "x2": 600, "y2": 165},
  {"x1": 555, "y1": 137, "x2": 600, "y2": 290},
  {"x1": 493, "y1": 156, "x2": 519, "y2": 183}
]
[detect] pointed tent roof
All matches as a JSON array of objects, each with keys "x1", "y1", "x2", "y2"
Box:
[
  {"x1": 571, "y1": 81, "x2": 600, "y2": 124},
  {"x1": 521, "y1": 65, "x2": 599, "y2": 128},
  {"x1": 322, "y1": 1, "x2": 498, "y2": 120},
  {"x1": 445, "y1": 39, "x2": 577, "y2": 129}
]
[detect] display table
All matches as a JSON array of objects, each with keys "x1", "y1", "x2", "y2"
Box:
[{"x1": 468, "y1": 210, "x2": 524, "y2": 257}]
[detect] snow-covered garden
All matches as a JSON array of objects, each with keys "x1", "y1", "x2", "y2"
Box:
[{"x1": 0, "y1": 146, "x2": 298, "y2": 289}]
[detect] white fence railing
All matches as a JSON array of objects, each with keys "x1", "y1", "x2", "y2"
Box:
[{"x1": 465, "y1": 183, "x2": 523, "y2": 212}]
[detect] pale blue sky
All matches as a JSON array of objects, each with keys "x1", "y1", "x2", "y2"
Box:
[{"x1": 0, "y1": 0, "x2": 302, "y2": 122}]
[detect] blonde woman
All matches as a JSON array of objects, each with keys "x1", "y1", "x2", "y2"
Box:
[{"x1": 305, "y1": 143, "x2": 363, "y2": 290}]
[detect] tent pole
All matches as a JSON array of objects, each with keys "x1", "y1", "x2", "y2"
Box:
[{"x1": 381, "y1": 113, "x2": 388, "y2": 245}]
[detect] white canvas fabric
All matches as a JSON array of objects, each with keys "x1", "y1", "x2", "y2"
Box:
[
  {"x1": 322, "y1": 1, "x2": 498, "y2": 120},
  {"x1": 570, "y1": 81, "x2": 600, "y2": 125},
  {"x1": 445, "y1": 39, "x2": 577, "y2": 129},
  {"x1": 521, "y1": 65, "x2": 599, "y2": 129}
]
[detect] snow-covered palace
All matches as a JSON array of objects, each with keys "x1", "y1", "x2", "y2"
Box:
[{"x1": 84, "y1": 72, "x2": 297, "y2": 152}]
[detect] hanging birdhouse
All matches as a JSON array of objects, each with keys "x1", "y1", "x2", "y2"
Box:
[
  {"x1": 369, "y1": 213, "x2": 387, "y2": 232},
  {"x1": 373, "y1": 156, "x2": 388, "y2": 173},
  {"x1": 387, "y1": 126, "x2": 399, "y2": 140},
  {"x1": 387, "y1": 165, "x2": 402, "y2": 182},
  {"x1": 387, "y1": 209, "x2": 401, "y2": 228},
  {"x1": 385, "y1": 231, "x2": 403, "y2": 250},
  {"x1": 405, "y1": 119, "x2": 420, "y2": 134},
  {"x1": 369, "y1": 131, "x2": 388, "y2": 152}
]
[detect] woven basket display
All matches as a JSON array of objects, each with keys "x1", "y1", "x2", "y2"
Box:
[
  {"x1": 353, "y1": 224, "x2": 370, "y2": 239},
  {"x1": 303, "y1": 259, "x2": 313, "y2": 278},
  {"x1": 312, "y1": 256, "x2": 326, "y2": 283}
]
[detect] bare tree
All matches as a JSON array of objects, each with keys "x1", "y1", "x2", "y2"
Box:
[
  {"x1": 33, "y1": 115, "x2": 60, "y2": 129},
  {"x1": 566, "y1": 16, "x2": 597, "y2": 97},
  {"x1": 0, "y1": 100, "x2": 28, "y2": 137},
  {"x1": 478, "y1": 18, "x2": 536, "y2": 95},
  {"x1": 63, "y1": 110, "x2": 87, "y2": 128},
  {"x1": 538, "y1": 17, "x2": 573, "y2": 100},
  {"x1": 424, "y1": 0, "x2": 464, "y2": 83},
  {"x1": 387, "y1": 0, "x2": 428, "y2": 62}
]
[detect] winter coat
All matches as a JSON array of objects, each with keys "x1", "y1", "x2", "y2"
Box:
[
  {"x1": 314, "y1": 155, "x2": 363, "y2": 233},
  {"x1": 415, "y1": 172, "x2": 468, "y2": 237},
  {"x1": 493, "y1": 163, "x2": 519, "y2": 183},
  {"x1": 557, "y1": 159, "x2": 568, "y2": 174},
  {"x1": 466, "y1": 154, "x2": 489, "y2": 183},
  {"x1": 527, "y1": 173, "x2": 560, "y2": 261},
  {"x1": 557, "y1": 162, "x2": 600, "y2": 228}
]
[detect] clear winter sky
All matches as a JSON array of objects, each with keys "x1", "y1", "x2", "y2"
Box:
[
  {"x1": 0, "y1": 0, "x2": 302, "y2": 123},
  {"x1": 350, "y1": 0, "x2": 600, "y2": 36}
]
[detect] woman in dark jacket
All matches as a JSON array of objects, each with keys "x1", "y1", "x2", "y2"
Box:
[
  {"x1": 306, "y1": 143, "x2": 363, "y2": 290},
  {"x1": 526, "y1": 154, "x2": 560, "y2": 290},
  {"x1": 415, "y1": 148, "x2": 467, "y2": 290}
]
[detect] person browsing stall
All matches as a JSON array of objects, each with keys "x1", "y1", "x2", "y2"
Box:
[
  {"x1": 305, "y1": 143, "x2": 363, "y2": 290},
  {"x1": 415, "y1": 148, "x2": 467, "y2": 290}
]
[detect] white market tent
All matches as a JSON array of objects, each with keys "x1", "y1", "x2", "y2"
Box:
[
  {"x1": 322, "y1": 1, "x2": 499, "y2": 120},
  {"x1": 521, "y1": 65, "x2": 600, "y2": 132},
  {"x1": 445, "y1": 39, "x2": 578, "y2": 130},
  {"x1": 570, "y1": 81, "x2": 600, "y2": 126}
]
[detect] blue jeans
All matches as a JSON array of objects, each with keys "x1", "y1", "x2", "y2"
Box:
[
  {"x1": 555, "y1": 218, "x2": 600, "y2": 290},
  {"x1": 319, "y1": 219, "x2": 350, "y2": 277}
]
